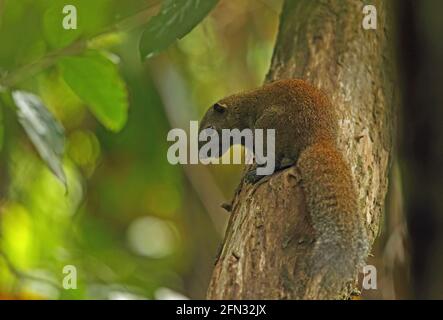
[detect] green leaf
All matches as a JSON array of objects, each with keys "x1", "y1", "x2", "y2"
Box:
[
  {"x1": 58, "y1": 52, "x2": 128, "y2": 132},
  {"x1": 12, "y1": 91, "x2": 67, "y2": 187},
  {"x1": 43, "y1": 0, "x2": 112, "y2": 49},
  {"x1": 43, "y1": 3, "x2": 82, "y2": 48},
  {"x1": 139, "y1": 0, "x2": 219, "y2": 60}
]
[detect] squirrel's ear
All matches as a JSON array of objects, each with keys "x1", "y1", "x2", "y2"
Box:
[{"x1": 213, "y1": 103, "x2": 227, "y2": 113}]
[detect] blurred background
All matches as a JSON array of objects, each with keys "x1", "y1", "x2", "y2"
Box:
[
  {"x1": 0, "y1": 0, "x2": 442, "y2": 300},
  {"x1": 0, "y1": 0, "x2": 281, "y2": 299}
]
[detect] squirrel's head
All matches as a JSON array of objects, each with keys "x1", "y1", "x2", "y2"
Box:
[
  {"x1": 199, "y1": 92, "x2": 257, "y2": 135},
  {"x1": 199, "y1": 101, "x2": 230, "y2": 134},
  {"x1": 198, "y1": 95, "x2": 254, "y2": 156}
]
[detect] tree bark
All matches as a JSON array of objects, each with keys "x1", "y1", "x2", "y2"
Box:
[{"x1": 207, "y1": 0, "x2": 396, "y2": 299}]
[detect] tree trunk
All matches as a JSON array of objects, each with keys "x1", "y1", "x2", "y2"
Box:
[{"x1": 207, "y1": 0, "x2": 396, "y2": 299}]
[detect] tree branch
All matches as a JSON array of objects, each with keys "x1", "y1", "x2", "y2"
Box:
[{"x1": 207, "y1": 0, "x2": 396, "y2": 299}]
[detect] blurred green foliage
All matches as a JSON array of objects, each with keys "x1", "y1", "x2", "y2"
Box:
[
  {"x1": 59, "y1": 51, "x2": 129, "y2": 131},
  {"x1": 0, "y1": 0, "x2": 280, "y2": 299},
  {"x1": 139, "y1": 0, "x2": 219, "y2": 59}
]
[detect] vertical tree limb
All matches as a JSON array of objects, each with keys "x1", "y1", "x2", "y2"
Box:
[{"x1": 207, "y1": 0, "x2": 396, "y2": 299}]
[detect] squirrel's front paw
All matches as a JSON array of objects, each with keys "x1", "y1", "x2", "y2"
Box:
[
  {"x1": 276, "y1": 157, "x2": 296, "y2": 171},
  {"x1": 244, "y1": 169, "x2": 265, "y2": 184}
]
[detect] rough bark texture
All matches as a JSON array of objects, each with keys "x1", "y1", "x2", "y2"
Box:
[{"x1": 207, "y1": 0, "x2": 395, "y2": 299}]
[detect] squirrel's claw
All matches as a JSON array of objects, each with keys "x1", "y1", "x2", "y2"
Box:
[
  {"x1": 221, "y1": 202, "x2": 232, "y2": 212},
  {"x1": 244, "y1": 169, "x2": 265, "y2": 184}
]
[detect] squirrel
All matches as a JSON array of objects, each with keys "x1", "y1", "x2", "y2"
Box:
[{"x1": 199, "y1": 79, "x2": 369, "y2": 296}]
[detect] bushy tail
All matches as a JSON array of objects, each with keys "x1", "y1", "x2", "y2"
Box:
[{"x1": 297, "y1": 142, "x2": 369, "y2": 298}]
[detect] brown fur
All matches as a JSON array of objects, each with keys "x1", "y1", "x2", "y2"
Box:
[{"x1": 200, "y1": 79, "x2": 369, "y2": 295}]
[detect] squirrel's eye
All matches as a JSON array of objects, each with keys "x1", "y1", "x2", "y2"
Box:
[{"x1": 213, "y1": 103, "x2": 227, "y2": 113}]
